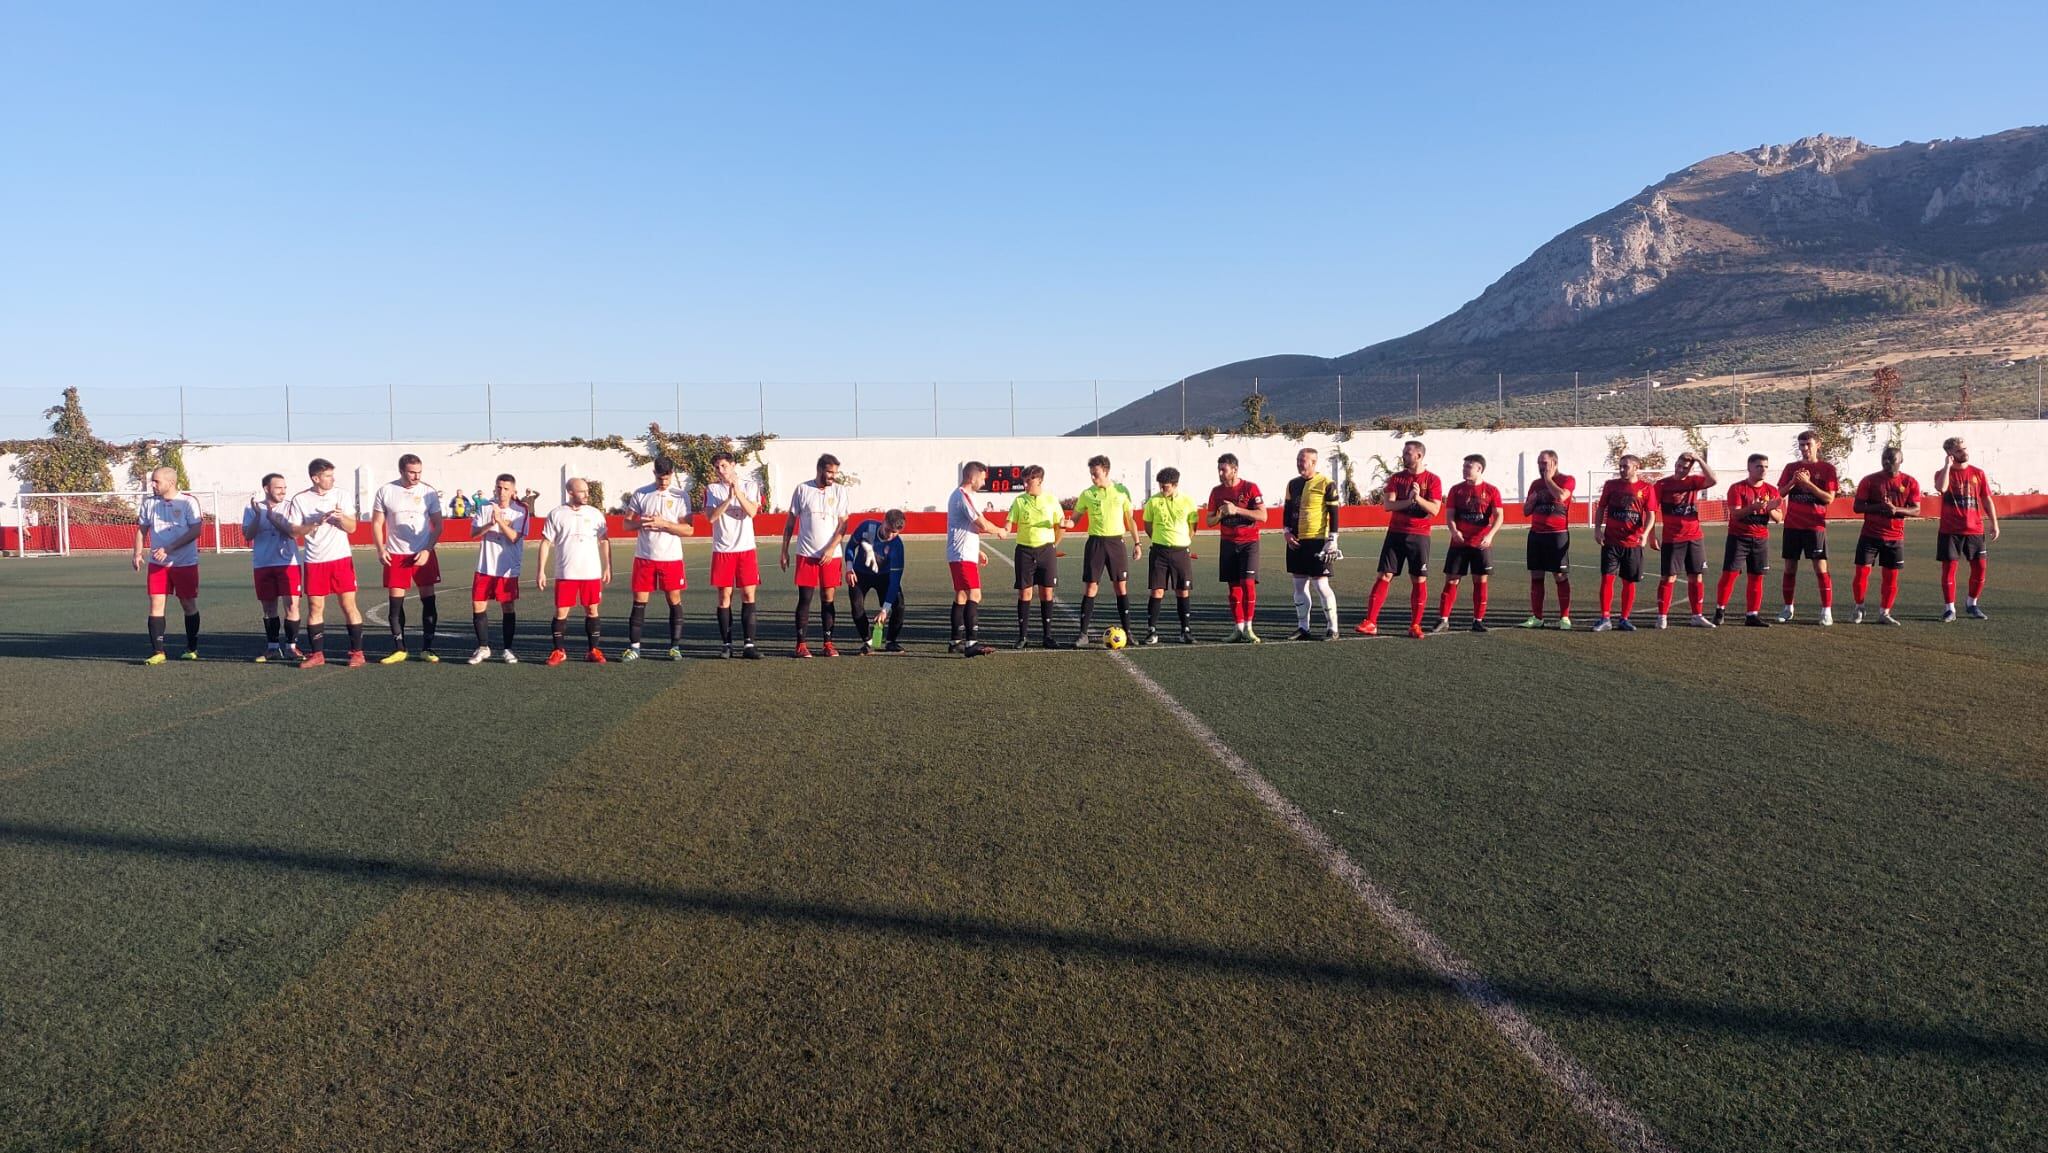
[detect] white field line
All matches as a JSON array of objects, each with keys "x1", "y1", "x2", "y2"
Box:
[{"x1": 980, "y1": 544, "x2": 1670, "y2": 1150}]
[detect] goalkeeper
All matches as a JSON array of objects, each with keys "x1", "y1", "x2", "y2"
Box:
[
  {"x1": 844, "y1": 509, "x2": 908, "y2": 654},
  {"x1": 1283, "y1": 447, "x2": 1342, "y2": 640}
]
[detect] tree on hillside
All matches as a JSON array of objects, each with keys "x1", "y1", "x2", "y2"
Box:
[{"x1": 1868, "y1": 364, "x2": 1902, "y2": 423}]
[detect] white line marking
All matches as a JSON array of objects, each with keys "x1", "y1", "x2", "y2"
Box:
[{"x1": 1111, "y1": 652, "x2": 1675, "y2": 1153}]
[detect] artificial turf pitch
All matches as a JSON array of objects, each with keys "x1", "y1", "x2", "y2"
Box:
[{"x1": 1, "y1": 528, "x2": 2042, "y2": 1151}]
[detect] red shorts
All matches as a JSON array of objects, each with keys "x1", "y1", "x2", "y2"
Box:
[
  {"x1": 631, "y1": 557, "x2": 687, "y2": 594},
  {"x1": 710, "y1": 549, "x2": 760, "y2": 589},
  {"x1": 793, "y1": 556, "x2": 843, "y2": 589},
  {"x1": 553, "y1": 578, "x2": 603, "y2": 608},
  {"x1": 471, "y1": 573, "x2": 521, "y2": 604},
  {"x1": 252, "y1": 565, "x2": 302, "y2": 601},
  {"x1": 949, "y1": 559, "x2": 982, "y2": 592},
  {"x1": 147, "y1": 563, "x2": 199, "y2": 599},
  {"x1": 305, "y1": 558, "x2": 358, "y2": 597},
  {"x1": 381, "y1": 551, "x2": 442, "y2": 591}
]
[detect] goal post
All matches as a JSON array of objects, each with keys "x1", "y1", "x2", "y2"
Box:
[{"x1": 6, "y1": 492, "x2": 247, "y2": 557}]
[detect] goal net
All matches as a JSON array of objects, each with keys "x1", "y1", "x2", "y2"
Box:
[{"x1": 8, "y1": 492, "x2": 246, "y2": 557}]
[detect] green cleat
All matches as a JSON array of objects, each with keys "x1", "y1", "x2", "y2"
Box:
[
  {"x1": 143, "y1": 652, "x2": 168, "y2": 666},
  {"x1": 621, "y1": 646, "x2": 641, "y2": 662},
  {"x1": 667, "y1": 646, "x2": 683, "y2": 661},
  {"x1": 1244, "y1": 625, "x2": 1261, "y2": 644},
  {"x1": 1520, "y1": 615, "x2": 1544, "y2": 629},
  {"x1": 179, "y1": 650, "x2": 199, "y2": 661},
  {"x1": 1557, "y1": 616, "x2": 1574, "y2": 631},
  {"x1": 379, "y1": 650, "x2": 409, "y2": 665},
  {"x1": 420, "y1": 651, "x2": 441, "y2": 664}
]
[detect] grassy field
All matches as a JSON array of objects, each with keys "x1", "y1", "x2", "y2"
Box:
[{"x1": 1, "y1": 527, "x2": 2043, "y2": 1151}]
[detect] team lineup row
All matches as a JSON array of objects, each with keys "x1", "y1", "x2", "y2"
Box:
[{"x1": 123, "y1": 430, "x2": 2002, "y2": 665}]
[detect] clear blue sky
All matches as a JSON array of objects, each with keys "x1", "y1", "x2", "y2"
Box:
[{"x1": 4, "y1": 1, "x2": 2044, "y2": 442}]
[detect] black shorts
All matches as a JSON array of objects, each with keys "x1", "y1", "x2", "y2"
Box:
[
  {"x1": 1936, "y1": 532, "x2": 1986, "y2": 562},
  {"x1": 1219, "y1": 538, "x2": 1260, "y2": 584},
  {"x1": 1527, "y1": 531, "x2": 1570, "y2": 575},
  {"x1": 1783, "y1": 527, "x2": 1828, "y2": 561},
  {"x1": 853, "y1": 572, "x2": 900, "y2": 607},
  {"x1": 1285, "y1": 538, "x2": 1332, "y2": 578},
  {"x1": 1855, "y1": 535, "x2": 1905, "y2": 570},
  {"x1": 1014, "y1": 543, "x2": 1058, "y2": 590},
  {"x1": 1377, "y1": 531, "x2": 1431, "y2": 577},
  {"x1": 1148, "y1": 545, "x2": 1193, "y2": 592},
  {"x1": 1659, "y1": 538, "x2": 1705, "y2": 577},
  {"x1": 1599, "y1": 543, "x2": 1645, "y2": 582},
  {"x1": 1722, "y1": 535, "x2": 1771, "y2": 575},
  {"x1": 1081, "y1": 536, "x2": 1128, "y2": 585},
  {"x1": 1444, "y1": 544, "x2": 1492, "y2": 578}
]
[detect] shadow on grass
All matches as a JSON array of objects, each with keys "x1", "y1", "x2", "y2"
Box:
[{"x1": 5, "y1": 818, "x2": 2043, "y2": 1069}]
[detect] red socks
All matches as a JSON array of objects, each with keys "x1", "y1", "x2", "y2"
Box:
[
  {"x1": 1688, "y1": 575, "x2": 1705, "y2": 615},
  {"x1": 1940, "y1": 560, "x2": 1958, "y2": 603},
  {"x1": 1599, "y1": 574, "x2": 1616, "y2": 617},
  {"x1": 1440, "y1": 582, "x2": 1460, "y2": 619},
  {"x1": 1656, "y1": 582, "x2": 1674, "y2": 616},
  {"x1": 1818, "y1": 574, "x2": 1834, "y2": 608},
  {"x1": 1881, "y1": 569, "x2": 1899, "y2": 611},
  {"x1": 1781, "y1": 571, "x2": 1798, "y2": 605},
  {"x1": 1474, "y1": 582, "x2": 1488, "y2": 622},
  {"x1": 1243, "y1": 582, "x2": 1256, "y2": 620},
  {"x1": 1366, "y1": 579, "x2": 1390, "y2": 624},
  {"x1": 1227, "y1": 584, "x2": 1245, "y2": 624},
  {"x1": 1746, "y1": 574, "x2": 1765, "y2": 614},
  {"x1": 1969, "y1": 557, "x2": 1987, "y2": 599},
  {"x1": 1557, "y1": 578, "x2": 1572, "y2": 618},
  {"x1": 1716, "y1": 571, "x2": 1738, "y2": 610},
  {"x1": 1852, "y1": 565, "x2": 1871, "y2": 605},
  {"x1": 1410, "y1": 580, "x2": 1427, "y2": 631},
  {"x1": 1620, "y1": 582, "x2": 1637, "y2": 618}
]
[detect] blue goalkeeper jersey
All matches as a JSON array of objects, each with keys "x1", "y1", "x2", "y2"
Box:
[{"x1": 843, "y1": 520, "x2": 905, "y2": 609}]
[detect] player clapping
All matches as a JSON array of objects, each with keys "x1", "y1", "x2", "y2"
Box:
[
  {"x1": 1651, "y1": 451, "x2": 1716, "y2": 628},
  {"x1": 1437, "y1": 453, "x2": 1503, "y2": 633},
  {"x1": 1591, "y1": 455, "x2": 1657, "y2": 632},
  {"x1": 1850, "y1": 447, "x2": 1919, "y2": 626},
  {"x1": 468, "y1": 473, "x2": 527, "y2": 663},
  {"x1": 1712, "y1": 454, "x2": 1783, "y2": 627},
  {"x1": 538, "y1": 477, "x2": 611, "y2": 665}
]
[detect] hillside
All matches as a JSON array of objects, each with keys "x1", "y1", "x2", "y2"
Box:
[{"x1": 1091, "y1": 127, "x2": 2048, "y2": 433}]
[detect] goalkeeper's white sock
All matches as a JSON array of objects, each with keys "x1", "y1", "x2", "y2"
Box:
[
  {"x1": 1315, "y1": 577, "x2": 1339, "y2": 630},
  {"x1": 1292, "y1": 576, "x2": 1312, "y2": 629}
]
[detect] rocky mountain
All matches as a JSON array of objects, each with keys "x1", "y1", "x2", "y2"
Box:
[{"x1": 1090, "y1": 126, "x2": 2048, "y2": 433}]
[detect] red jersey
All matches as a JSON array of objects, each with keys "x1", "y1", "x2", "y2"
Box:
[
  {"x1": 1445, "y1": 481, "x2": 1502, "y2": 545},
  {"x1": 1725, "y1": 480, "x2": 1780, "y2": 541},
  {"x1": 1205, "y1": 480, "x2": 1266, "y2": 544},
  {"x1": 1653, "y1": 474, "x2": 1712, "y2": 544},
  {"x1": 1598, "y1": 478, "x2": 1656, "y2": 548},
  {"x1": 1384, "y1": 469, "x2": 1443, "y2": 536},
  {"x1": 1937, "y1": 464, "x2": 1989, "y2": 535},
  {"x1": 1855, "y1": 471, "x2": 1921, "y2": 542},
  {"x1": 1523, "y1": 474, "x2": 1576, "y2": 534},
  {"x1": 1776, "y1": 459, "x2": 1839, "y2": 531}
]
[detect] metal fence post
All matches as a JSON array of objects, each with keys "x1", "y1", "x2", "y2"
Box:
[
  {"x1": 588, "y1": 382, "x2": 596, "y2": 439},
  {"x1": 758, "y1": 383, "x2": 765, "y2": 436},
  {"x1": 1180, "y1": 378, "x2": 1187, "y2": 430},
  {"x1": 179, "y1": 387, "x2": 186, "y2": 440},
  {"x1": 1497, "y1": 372, "x2": 1504, "y2": 421},
  {"x1": 1336, "y1": 374, "x2": 1342, "y2": 426},
  {"x1": 1093, "y1": 380, "x2": 1100, "y2": 437},
  {"x1": 1009, "y1": 382, "x2": 1016, "y2": 436},
  {"x1": 853, "y1": 382, "x2": 860, "y2": 439},
  {"x1": 933, "y1": 382, "x2": 939, "y2": 437},
  {"x1": 285, "y1": 386, "x2": 293, "y2": 443},
  {"x1": 387, "y1": 384, "x2": 395, "y2": 441},
  {"x1": 674, "y1": 381, "x2": 681, "y2": 432},
  {"x1": 486, "y1": 383, "x2": 494, "y2": 441}
]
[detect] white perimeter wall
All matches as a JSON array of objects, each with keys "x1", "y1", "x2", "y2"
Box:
[{"x1": 3, "y1": 419, "x2": 2043, "y2": 523}]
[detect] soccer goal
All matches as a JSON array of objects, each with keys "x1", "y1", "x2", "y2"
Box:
[{"x1": 7, "y1": 491, "x2": 247, "y2": 558}]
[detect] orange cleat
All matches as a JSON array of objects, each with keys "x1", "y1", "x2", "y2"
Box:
[
  {"x1": 1354, "y1": 621, "x2": 1377, "y2": 637},
  {"x1": 345, "y1": 650, "x2": 366, "y2": 668},
  {"x1": 586, "y1": 648, "x2": 606, "y2": 664},
  {"x1": 545, "y1": 649, "x2": 568, "y2": 667},
  {"x1": 299, "y1": 651, "x2": 326, "y2": 668}
]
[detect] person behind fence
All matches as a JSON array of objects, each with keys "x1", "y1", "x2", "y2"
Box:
[
  {"x1": 844, "y1": 509, "x2": 908, "y2": 654},
  {"x1": 242, "y1": 471, "x2": 303, "y2": 662},
  {"x1": 134, "y1": 465, "x2": 205, "y2": 664}
]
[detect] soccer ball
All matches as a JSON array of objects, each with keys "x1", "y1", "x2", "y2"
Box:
[{"x1": 1103, "y1": 626, "x2": 1129, "y2": 651}]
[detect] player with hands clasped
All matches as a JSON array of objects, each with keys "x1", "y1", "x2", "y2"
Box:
[
  {"x1": 1358, "y1": 439, "x2": 1443, "y2": 639},
  {"x1": 1591, "y1": 454, "x2": 1657, "y2": 632},
  {"x1": 1849, "y1": 446, "x2": 1920, "y2": 626},
  {"x1": 1933, "y1": 436, "x2": 1999, "y2": 621},
  {"x1": 781, "y1": 454, "x2": 852, "y2": 658},
  {"x1": 242, "y1": 471, "x2": 303, "y2": 662},
  {"x1": 622, "y1": 456, "x2": 694, "y2": 661},
  {"x1": 1712, "y1": 453, "x2": 1784, "y2": 627},
  {"x1": 468, "y1": 473, "x2": 528, "y2": 663},
  {"x1": 1437, "y1": 453, "x2": 1503, "y2": 633},
  {"x1": 538, "y1": 477, "x2": 611, "y2": 665},
  {"x1": 1651, "y1": 450, "x2": 1717, "y2": 629},
  {"x1": 372, "y1": 453, "x2": 446, "y2": 663},
  {"x1": 1777, "y1": 430, "x2": 1842, "y2": 626},
  {"x1": 1204, "y1": 452, "x2": 1265, "y2": 643},
  {"x1": 134, "y1": 465, "x2": 206, "y2": 664}
]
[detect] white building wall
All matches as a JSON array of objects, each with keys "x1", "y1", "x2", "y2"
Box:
[{"x1": 3, "y1": 419, "x2": 2043, "y2": 524}]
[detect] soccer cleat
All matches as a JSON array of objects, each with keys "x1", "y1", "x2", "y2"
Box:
[
  {"x1": 794, "y1": 642, "x2": 813, "y2": 659},
  {"x1": 143, "y1": 652, "x2": 168, "y2": 666},
  {"x1": 946, "y1": 640, "x2": 963, "y2": 653},
  {"x1": 380, "y1": 650, "x2": 409, "y2": 665},
  {"x1": 1778, "y1": 605, "x2": 1795, "y2": 623},
  {"x1": 1655, "y1": 615, "x2": 1669, "y2": 630},
  {"x1": 1818, "y1": 607, "x2": 1834, "y2": 627},
  {"x1": 964, "y1": 642, "x2": 996, "y2": 658},
  {"x1": 1615, "y1": 619, "x2": 1637, "y2": 633},
  {"x1": 1744, "y1": 614, "x2": 1770, "y2": 628},
  {"x1": 1471, "y1": 620, "x2": 1489, "y2": 633},
  {"x1": 1245, "y1": 626, "x2": 1262, "y2": 644},
  {"x1": 1940, "y1": 607, "x2": 1957, "y2": 623},
  {"x1": 884, "y1": 641, "x2": 907, "y2": 653},
  {"x1": 586, "y1": 648, "x2": 606, "y2": 664},
  {"x1": 742, "y1": 644, "x2": 761, "y2": 660},
  {"x1": 1323, "y1": 629, "x2": 1339, "y2": 642},
  {"x1": 1430, "y1": 617, "x2": 1452, "y2": 635},
  {"x1": 299, "y1": 651, "x2": 327, "y2": 668},
  {"x1": 1040, "y1": 636, "x2": 1060, "y2": 649},
  {"x1": 1014, "y1": 634, "x2": 1029, "y2": 651},
  {"x1": 1690, "y1": 614, "x2": 1715, "y2": 629},
  {"x1": 286, "y1": 644, "x2": 303, "y2": 661},
  {"x1": 1181, "y1": 630, "x2": 1196, "y2": 645},
  {"x1": 1711, "y1": 607, "x2": 1726, "y2": 627},
  {"x1": 345, "y1": 651, "x2": 367, "y2": 668},
  {"x1": 1071, "y1": 632, "x2": 1092, "y2": 649},
  {"x1": 467, "y1": 646, "x2": 491, "y2": 665},
  {"x1": 1879, "y1": 611, "x2": 1902, "y2": 626},
  {"x1": 1520, "y1": 615, "x2": 1544, "y2": 629},
  {"x1": 1592, "y1": 618, "x2": 1614, "y2": 632},
  {"x1": 501, "y1": 650, "x2": 520, "y2": 664},
  {"x1": 859, "y1": 641, "x2": 873, "y2": 656},
  {"x1": 420, "y1": 651, "x2": 440, "y2": 664},
  {"x1": 720, "y1": 643, "x2": 734, "y2": 658},
  {"x1": 621, "y1": 646, "x2": 641, "y2": 662},
  {"x1": 1143, "y1": 631, "x2": 1160, "y2": 646},
  {"x1": 1852, "y1": 606, "x2": 1866, "y2": 625},
  {"x1": 1966, "y1": 604, "x2": 1989, "y2": 620},
  {"x1": 1407, "y1": 624, "x2": 1425, "y2": 639},
  {"x1": 1289, "y1": 628, "x2": 1313, "y2": 641},
  {"x1": 546, "y1": 649, "x2": 568, "y2": 667},
  {"x1": 254, "y1": 645, "x2": 280, "y2": 664},
  {"x1": 180, "y1": 650, "x2": 199, "y2": 661},
  {"x1": 1355, "y1": 621, "x2": 1378, "y2": 637},
  {"x1": 668, "y1": 646, "x2": 683, "y2": 661},
  {"x1": 1557, "y1": 616, "x2": 1574, "y2": 631},
  {"x1": 822, "y1": 641, "x2": 840, "y2": 658}
]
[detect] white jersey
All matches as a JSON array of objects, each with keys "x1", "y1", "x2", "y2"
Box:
[
  {"x1": 628, "y1": 482, "x2": 690, "y2": 562},
  {"x1": 139, "y1": 493, "x2": 204, "y2": 568},
  {"x1": 371, "y1": 481, "x2": 442, "y2": 555},
  {"x1": 787, "y1": 481, "x2": 849, "y2": 560},
  {"x1": 543, "y1": 504, "x2": 608, "y2": 580},
  {"x1": 946, "y1": 487, "x2": 984, "y2": 563},
  {"x1": 287, "y1": 487, "x2": 355, "y2": 565},
  {"x1": 472, "y1": 500, "x2": 529, "y2": 578},
  {"x1": 242, "y1": 500, "x2": 300, "y2": 569},
  {"x1": 704, "y1": 479, "x2": 760, "y2": 553}
]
